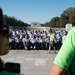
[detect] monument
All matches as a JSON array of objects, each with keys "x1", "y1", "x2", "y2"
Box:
[
  {"x1": 31, "y1": 22, "x2": 41, "y2": 27},
  {"x1": 66, "y1": 23, "x2": 72, "y2": 31},
  {"x1": 26, "y1": 22, "x2": 50, "y2": 32}
]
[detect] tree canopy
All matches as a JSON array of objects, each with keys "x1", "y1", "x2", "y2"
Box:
[
  {"x1": 4, "y1": 7, "x2": 75, "y2": 28},
  {"x1": 44, "y1": 7, "x2": 75, "y2": 27},
  {"x1": 4, "y1": 15, "x2": 30, "y2": 27}
]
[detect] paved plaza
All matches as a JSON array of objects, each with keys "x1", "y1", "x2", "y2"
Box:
[{"x1": 1, "y1": 50, "x2": 57, "y2": 75}]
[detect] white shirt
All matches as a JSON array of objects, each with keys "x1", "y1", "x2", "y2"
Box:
[{"x1": 30, "y1": 38, "x2": 35, "y2": 43}]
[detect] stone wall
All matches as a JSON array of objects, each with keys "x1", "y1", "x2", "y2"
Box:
[
  {"x1": 10, "y1": 26, "x2": 66, "y2": 31},
  {"x1": 51, "y1": 28, "x2": 65, "y2": 31},
  {"x1": 26, "y1": 26, "x2": 50, "y2": 32}
]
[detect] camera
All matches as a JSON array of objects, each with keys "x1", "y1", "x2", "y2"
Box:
[{"x1": 0, "y1": 58, "x2": 20, "y2": 73}]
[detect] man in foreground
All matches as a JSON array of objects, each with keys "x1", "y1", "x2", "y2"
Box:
[
  {"x1": 0, "y1": 7, "x2": 23, "y2": 75},
  {"x1": 49, "y1": 27, "x2": 75, "y2": 75}
]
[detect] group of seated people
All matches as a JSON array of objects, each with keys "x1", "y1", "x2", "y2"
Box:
[{"x1": 9, "y1": 29, "x2": 66, "y2": 50}]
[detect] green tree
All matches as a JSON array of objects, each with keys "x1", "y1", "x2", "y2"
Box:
[
  {"x1": 44, "y1": 22, "x2": 50, "y2": 27},
  {"x1": 60, "y1": 14, "x2": 69, "y2": 27},
  {"x1": 69, "y1": 9, "x2": 75, "y2": 26},
  {"x1": 4, "y1": 15, "x2": 29, "y2": 27},
  {"x1": 51, "y1": 17, "x2": 60, "y2": 27},
  {"x1": 60, "y1": 7, "x2": 75, "y2": 27}
]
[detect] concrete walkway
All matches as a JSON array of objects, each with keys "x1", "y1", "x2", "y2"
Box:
[{"x1": 1, "y1": 50, "x2": 57, "y2": 75}]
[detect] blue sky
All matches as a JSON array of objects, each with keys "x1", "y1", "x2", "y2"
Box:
[{"x1": 0, "y1": 0, "x2": 75, "y2": 24}]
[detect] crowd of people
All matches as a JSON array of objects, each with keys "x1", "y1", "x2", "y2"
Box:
[
  {"x1": 9, "y1": 28, "x2": 67, "y2": 50},
  {"x1": 1, "y1": 7, "x2": 75, "y2": 75}
]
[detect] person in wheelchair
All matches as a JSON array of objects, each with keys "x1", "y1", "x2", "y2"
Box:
[{"x1": 0, "y1": 8, "x2": 23, "y2": 75}]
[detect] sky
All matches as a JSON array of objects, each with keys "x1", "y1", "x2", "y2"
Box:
[{"x1": 0, "y1": 0, "x2": 75, "y2": 24}]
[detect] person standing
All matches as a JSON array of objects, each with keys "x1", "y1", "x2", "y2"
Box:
[
  {"x1": 48, "y1": 30, "x2": 56, "y2": 53},
  {"x1": 62, "y1": 31, "x2": 68, "y2": 44},
  {"x1": 49, "y1": 27, "x2": 75, "y2": 75}
]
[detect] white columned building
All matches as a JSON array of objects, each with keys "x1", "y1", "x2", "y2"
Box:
[{"x1": 26, "y1": 22, "x2": 50, "y2": 32}]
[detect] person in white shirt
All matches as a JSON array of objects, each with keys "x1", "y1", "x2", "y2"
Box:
[
  {"x1": 15, "y1": 35, "x2": 20, "y2": 49},
  {"x1": 22, "y1": 36, "x2": 28, "y2": 50},
  {"x1": 30, "y1": 35, "x2": 36, "y2": 50},
  {"x1": 38, "y1": 36, "x2": 43, "y2": 50}
]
